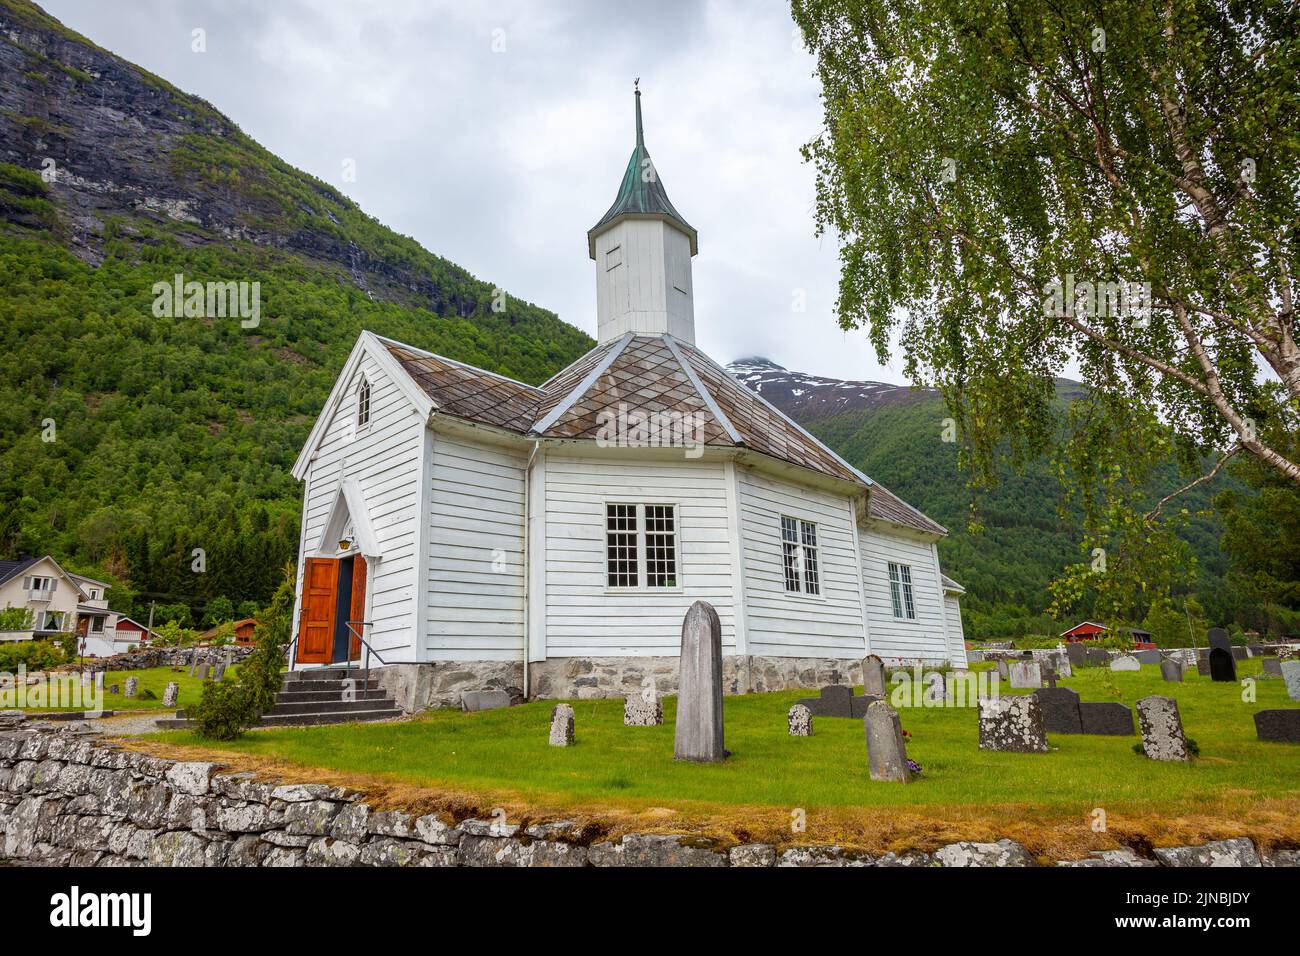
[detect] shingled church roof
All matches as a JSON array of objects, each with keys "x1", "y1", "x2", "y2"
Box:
[{"x1": 379, "y1": 333, "x2": 946, "y2": 536}]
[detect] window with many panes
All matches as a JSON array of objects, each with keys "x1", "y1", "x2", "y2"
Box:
[
  {"x1": 357, "y1": 377, "x2": 371, "y2": 429},
  {"x1": 606, "y1": 503, "x2": 678, "y2": 589},
  {"x1": 780, "y1": 516, "x2": 820, "y2": 596},
  {"x1": 888, "y1": 562, "x2": 916, "y2": 619}
]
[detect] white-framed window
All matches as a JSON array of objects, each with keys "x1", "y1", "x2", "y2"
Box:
[
  {"x1": 780, "y1": 516, "x2": 820, "y2": 596},
  {"x1": 30, "y1": 576, "x2": 54, "y2": 592},
  {"x1": 90, "y1": 616, "x2": 105, "y2": 633},
  {"x1": 606, "y1": 503, "x2": 678, "y2": 589},
  {"x1": 356, "y1": 377, "x2": 371, "y2": 430},
  {"x1": 88, "y1": 588, "x2": 99, "y2": 600},
  {"x1": 888, "y1": 562, "x2": 916, "y2": 619},
  {"x1": 40, "y1": 611, "x2": 65, "y2": 631}
]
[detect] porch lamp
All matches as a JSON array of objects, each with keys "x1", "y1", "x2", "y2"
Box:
[{"x1": 338, "y1": 535, "x2": 352, "y2": 552}]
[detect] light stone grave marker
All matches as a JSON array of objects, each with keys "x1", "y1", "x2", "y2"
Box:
[
  {"x1": 1137, "y1": 696, "x2": 1190, "y2": 761},
  {"x1": 864, "y1": 700, "x2": 911, "y2": 782},
  {"x1": 548, "y1": 704, "x2": 575, "y2": 747},
  {"x1": 787, "y1": 703, "x2": 813, "y2": 737},
  {"x1": 674, "y1": 601, "x2": 725, "y2": 762}
]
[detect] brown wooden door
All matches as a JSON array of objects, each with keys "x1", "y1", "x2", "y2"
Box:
[
  {"x1": 297, "y1": 558, "x2": 339, "y2": 664},
  {"x1": 348, "y1": 558, "x2": 367, "y2": 660}
]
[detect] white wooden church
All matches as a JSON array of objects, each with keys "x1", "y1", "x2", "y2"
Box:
[{"x1": 290, "y1": 91, "x2": 967, "y2": 704}]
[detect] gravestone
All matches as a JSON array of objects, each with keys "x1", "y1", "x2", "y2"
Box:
[
  {"x1": 1160, "y1": 658, "x2": 1184, "y2": 683},
  {"x1": 1207, "y1": 627, "x2": 1231, "y2": 652},
  {"x1": 1230, "y1": 646, "x2": 1248, "y2": 661},
  {"x1": 197, "y1": 663, "x2": 210, "y2": 680},
  {"x1": 93, "y1": 671, "x2": 104, "y2": 694},
  {"x1": 1110, "y1": 655, "x2": 1140, "y2": 672},
  {"x1": 1254, "y1": 709, "x2": 1300, "y2": 744},
  {"x1": 124, "y1": 677, "x2": 138, "y2": 698},
  {"x1": 548, "y1": 704, "x2": 575, "y2": 747},
  {"x1": 802, "y1": 685, "x2": 853, "y2": 717},
  {"x1": 213, "y1": 661, "x2": 227, "y2": 682},
  {"x1": 1247, "y1": 644, "x2": 1265, "y2": 657},
  {"x1": 1134, "y1": 650, "x2": 1162, "y2": 666},
  {"x1": 1282, "y1": 660, "x2": 1300, "y2": 701},
  {"x1": 624, "y1": 686, "x2": 663, "y2": 726},
  {"x1": 787, "y1": 703, "x2": 813, "y2": 737},
  {"x1": 1033, "y1": 687, "x2": 1083, "y2": 734},
  {"x1": 674, "y1": 600, "x2": 725, "y2": 762},
  {"x1": 1196, "y1": 658, "x2": 1212, "y2": 677},
  {"x1": 967, "y1": 650, "x2": 984, "y2": 663},
  {"x1": 864, "y1": 701, "x2": 911, "y2": 782},
  {"x1": 1079, "y1": 702, "x2": 1134, "y2": 735},
  {"x1": 977, "y1": 695, "x2": 1050, "y2": 753},
  {"x1": 162, "y1": 682, "x2": 180, "y2": 708},
  {"x1": 461, "y1": 690, "x2": 511, "y2": 712},
  {"x1": 1009, "y1": 661, "x2": 1041, "y2": 689},
  {"x1": 1055, "y1": 656, "x2": 1073, "y2": 679},
  {"x1": 188, "y1": 654, "x2": 198, "y2": 678},
  {"x1": 108, "y1": 684, "x2": 119, "y2": 695},
  {"x1": 862, "y1": 654, "x2": 886, "y2": 698},
  {"x1": 1209, "y1": 647, "x2": 1237, "y2": 682},
  {"x1": 1065, "y1": 643, "x2": 1087, "y2": 668},
  {"x1": 995, "y1": 658, "x2": 1010, "y2": 681},
  {"x1": 1086, "y1": 647, "x2": 1109, "y2": 666},
  {"x1": 1137, "y1": 696, "x2": 1190, "y2": 761},
  {"x1": 1262, "y1": 659, "x2": 1283, "y2": 678}
]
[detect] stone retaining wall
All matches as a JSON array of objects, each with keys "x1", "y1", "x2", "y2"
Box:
[
  {"x1": 1, "y1": 723, "x2": 1296, "y2": 867},
  {"x1": 86, "y1": 645, "x2": 255, "y2": 673}
]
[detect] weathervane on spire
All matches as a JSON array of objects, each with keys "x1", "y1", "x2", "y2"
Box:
[{"x1": 634, "y1": 77, "x2": 640, "y2": 93}]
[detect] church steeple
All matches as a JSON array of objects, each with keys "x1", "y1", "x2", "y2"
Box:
[{"x1": 589, "y1": 84, "x2": 698, "y2": 345}]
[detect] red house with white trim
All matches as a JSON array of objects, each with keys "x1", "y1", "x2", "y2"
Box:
[{"x1": 1060, "y1": 621, "x2": 1108, "y2": 643}]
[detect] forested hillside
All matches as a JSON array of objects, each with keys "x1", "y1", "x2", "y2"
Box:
[{"x1": 0, "y1": 0, "x2": 592, "y2": 621}]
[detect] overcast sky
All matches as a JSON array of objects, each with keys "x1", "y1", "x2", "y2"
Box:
[{"x1": 43, "y1": 0, "x2": 914, "y2": 383}]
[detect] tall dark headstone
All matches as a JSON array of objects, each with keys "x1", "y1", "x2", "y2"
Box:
[
  {"x1": 674, "y1": 601, "x2": 725, "y2": 762},
  {"x1": 1209, "y1": 647, "x2": 1237, "y2": 682},
  {"x1": 1065, "y1": 643, "x2": 1087, "y2": 669},
  {"x1": 1079, "y1": 702, "x2": 1135, "y2": 735}
]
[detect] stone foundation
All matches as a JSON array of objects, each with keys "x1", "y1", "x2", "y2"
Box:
[
  {"x1": 369, "y1": 655, "x2": 873, "y2": 712},
  {"x1": 0, "y1": 722, "x2": 1294, "y2": 868}
]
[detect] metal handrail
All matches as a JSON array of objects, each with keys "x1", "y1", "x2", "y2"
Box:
[{"x1": 343, "y1": 621, "x2": 387, "y2": 699}]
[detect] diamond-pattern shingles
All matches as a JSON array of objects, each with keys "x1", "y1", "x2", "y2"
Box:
[
  {"x1": 386, "y1": 344, "x2": 543, "y2": 433},
  {"x1": 539, "y1": 337, "x2": 731, "y2": 445}
]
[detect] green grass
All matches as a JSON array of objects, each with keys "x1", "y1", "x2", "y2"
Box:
[
  {"x1": 147, "y1": 660, "x2": 1300, "y2": 833},
  {"x1": 14, "y1": 665, "x2": 239, "y2": 712}
]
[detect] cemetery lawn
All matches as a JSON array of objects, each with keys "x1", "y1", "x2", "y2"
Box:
[
  {"x1": 14, "y1": 665, "x2": 238, "y2": 713},
  {"x1": 139, "y1": 660, "x2": 1300, "y2": 860}
]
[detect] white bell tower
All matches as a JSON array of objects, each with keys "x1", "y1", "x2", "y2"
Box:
[{"x1": 587, "y1": 85, "x2": 698, "y2": 345}]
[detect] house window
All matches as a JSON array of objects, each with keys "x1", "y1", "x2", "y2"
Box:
[
  {"x1": 90, "y1": 617, "x2": 104, "y2": 633},
  {"x1": 88, "y1": 588, "x2": 99, "y2": 600},
  {"x1": 357, "y1": 377, "x2": 371, "y2": 429},
  {"x1": 606, "y1": 503, "x2": 678, "y2": 589},
  {"x1": 41, "y1": 611, "x2": 65, "y2": 631},
  {"x1": 781, "y1": 516, "x2": 820, "y2": 596},
  {"x1": 30, "y1": 576, "x2": 53, "y2": 591},
  {"x1": 888, "y1": 562, "x2": 916, "y2": 619}
]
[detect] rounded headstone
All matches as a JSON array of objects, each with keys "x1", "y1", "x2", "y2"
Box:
[
  {"x1": 864, "y1": 700, "x2": 912, "y2": 782},
  {"x1": 787, "y1": 703, "x2": 813, "y2": 737}
]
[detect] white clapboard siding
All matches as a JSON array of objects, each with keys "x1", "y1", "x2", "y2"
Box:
[
  {"x1": 301, "y1": 350, "x2": 425, "y2": 658},
  {"x1": 543, "y1": 455, "x2": 734, "y2": 657},
  {"x1": 736, "y1": 468, "x2": 867, "y2": 659},
  {"x1": 943, "y1": 593, "x2": 967, "y2": 664},
  {"x1": 425, "y1": 432, "x2": 527, "y2": 661},
  {"x1": 859, "y1": 526, "x2": 950, "y2": 662}
]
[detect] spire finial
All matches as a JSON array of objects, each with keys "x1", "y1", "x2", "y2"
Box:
[{"x1": 634, "y1": 79, "x2": 644, "y2": 148}]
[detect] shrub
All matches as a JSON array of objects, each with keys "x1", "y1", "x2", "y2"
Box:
[
  {"x1": 0, "y1": 639, "x2": 67, "y2": 672},
  {"x1": 192, "y1": 562, "x2": 294, "y2": 741}
]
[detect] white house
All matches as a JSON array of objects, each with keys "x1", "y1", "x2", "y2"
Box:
[
  {"x1": 290, "y1": 91, "x2": 966, "y2": 707},
  {"x1": 0, "y1": 555, "x2": 120, "y2": 652}
]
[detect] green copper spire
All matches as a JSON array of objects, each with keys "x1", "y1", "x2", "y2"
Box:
[{"x1": 587, "y1": 83, "x2": 697, "y2": 259}]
